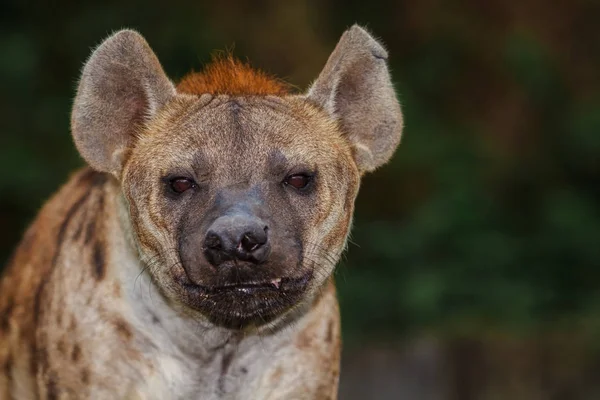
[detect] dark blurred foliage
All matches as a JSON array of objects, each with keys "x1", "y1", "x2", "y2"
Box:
[{"x1": 1, "y1": 0, "x2": 600, "y2": 396}]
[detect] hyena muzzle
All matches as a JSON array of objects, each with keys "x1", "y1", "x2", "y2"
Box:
[{"x1": 0, "y1": 25, "x2": 403, "y2": 399}]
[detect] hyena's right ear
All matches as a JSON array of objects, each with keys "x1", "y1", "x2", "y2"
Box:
[{"x1": 71, "y1": 30, "x2": 176, "y2": 176}]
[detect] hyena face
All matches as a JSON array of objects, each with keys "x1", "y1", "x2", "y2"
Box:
[
  {"x1": 122, "y1": 96, "x2": 359, "y2": 328},
  {"x1": 71, "y1": 27, "x2": 402, "y2": 329}
]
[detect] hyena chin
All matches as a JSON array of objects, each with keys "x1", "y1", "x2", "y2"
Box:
[{"x1": 0, "y1": 25, "x2": 403, "y2": 399}]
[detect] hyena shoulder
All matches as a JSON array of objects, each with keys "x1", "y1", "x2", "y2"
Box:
[{"x1": 0, "y1": 168, "x2": 110, "y2": 399}]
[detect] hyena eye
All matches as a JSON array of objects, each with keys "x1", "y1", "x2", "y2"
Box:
[
  {"x1": 170, "y1": 177, "x2": 196, "y2": 194},
  {"x1": 283, "y1": 174, "x2": 313, "y2": 190}
]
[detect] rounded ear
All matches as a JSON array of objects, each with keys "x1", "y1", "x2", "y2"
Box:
[
  {"x1": 306, "y1": 25, "x2": 404, "y2": 173},
  {"x1": 71, "y1": 30, "x2": 176, "y2": 176}
]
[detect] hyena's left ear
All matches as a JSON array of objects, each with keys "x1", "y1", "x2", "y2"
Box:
[
  {"x1": 71, "y1": 30, "x2": 176, "y2": 176},
  {"x1": 307, "y1": 25, "x2": 403, "y2": 173}
]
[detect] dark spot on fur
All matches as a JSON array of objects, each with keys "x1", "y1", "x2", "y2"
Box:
[
  {"x1": 0, "y1": 298, "x2": 14, "y2": 333},
  {"x1": 28, "y1": 345, "x2": 36, "y2": 374},
  {"x1": 46, "y1": 372, "x2": 59, "y2": 400},
  {"x1": 57, "y1": 339, "x2": 66, "y2": 355},
  {"x1": 325, "y1": 318, "x2": 334, "y2": 343},
  {"x1": 92, "y1": 241, "x2": 105, "y2": 280},
  {"x1": 72, "y1": 344, "x2": 81, "y2": 362},
  {"x1": 270, "y1": 367, "x2": 283, "y2": 383},
  {"x1": 79, "y1": 168, "x2": 102, "y2": 185},
  {"x1": 216, "y1": 337, "x2": 240, "y2": 393},
  {"x1": 4, "y1": 354, "x2": 12, "y2": 382},
  {"x1": 82, "y1": 168, "x2": 108, "y2": 193},
  {"x1": 81, "y1": 368, "x2": 90, "y2": 384},
  {"x1": 72, "y1": 212, "x2": 87, "y2": 241},
  {"x1": 296, "y1": 332, "x2": 311, "y2": 349},
  {"x1": 83, "y1": 216, "x2": 97, "y2": 245},
  {"x1": 240, "y1": 366, "x2": 248, "y2": 374},
  {"x1": 75, "y1": 172, "x2": 106, "y2": 242},
  {"x1": 151, "y1": 313, "x2": 160, "y2": 324},
  {"x1": 113, "y1": 318, "x2": 133, "y2": 341},
  {"x1": 218, "y1": 349, "x2": 235, "y2": 393},
  {"x1": 36, "y1": 346, "x2": 49, "y2": 374},
  {"x1": 84, "y1": 194, "x2": 104, "y2": 245}
]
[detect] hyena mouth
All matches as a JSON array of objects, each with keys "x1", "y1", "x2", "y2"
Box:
[
  {"x1": 199, "y1": 273, "x2": 312, "y2": 295},
  {"x1": 182, "y1": 270, "x2": 313, "y2": 329}
]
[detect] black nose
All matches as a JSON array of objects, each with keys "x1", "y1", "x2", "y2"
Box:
[{"x1": 203, "y1": 215, "x2": 270, "y2": 267}]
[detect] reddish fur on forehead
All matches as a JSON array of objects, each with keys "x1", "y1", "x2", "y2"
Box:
[{"x1": 177, "y1": 55, "x2": 291, "y2": 96}]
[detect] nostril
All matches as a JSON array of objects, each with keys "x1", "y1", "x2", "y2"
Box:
[
  {"x1": 240, "y1": 227, "x2": 269, "y2": 253},
  {"x1": 204, "y1": 232, "x2": 222, "y2": 250},
  {"x1": 240, "y1": 233, "x2": 260, "y2": 252}
]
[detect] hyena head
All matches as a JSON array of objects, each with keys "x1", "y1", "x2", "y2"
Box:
[{"x1": 71, "y1": 26, "x2": 403, "y2": 330}]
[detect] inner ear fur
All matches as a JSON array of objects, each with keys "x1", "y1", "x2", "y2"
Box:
[
  {"x1": 71, "y1": 29, "x2": 176, "y2": 176},
  {"x1": 307, "y1": 25, "x2": 404, "y2": 173}
]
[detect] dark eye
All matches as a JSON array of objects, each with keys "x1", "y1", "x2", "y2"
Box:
[
  {"x1": 284, "y1": 174, "x2": 312, "y2": 190},
  {"x1": 170, "y1": 177, "x2": 196, "y2": 194}
]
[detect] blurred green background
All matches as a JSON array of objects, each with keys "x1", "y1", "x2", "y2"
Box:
[{"x1": 1, "y1": 0, "x2": 599, "y2": 398}]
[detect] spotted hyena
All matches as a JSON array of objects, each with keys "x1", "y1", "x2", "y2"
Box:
[{"x1": 0, "y1": 25, "x2": 403, "y2": 399}]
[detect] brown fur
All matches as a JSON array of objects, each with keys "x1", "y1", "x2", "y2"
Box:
[
  {"x1": 177, "y1": 55, "x2": 291, "y2": 96},
  {"x1": 0, "y1": 25, "x2": 403, "y2": 399}
]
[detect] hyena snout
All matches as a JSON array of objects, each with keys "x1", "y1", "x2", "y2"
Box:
[{"x1": 203, "y1": 214, "x2": 271, "y2": 267}]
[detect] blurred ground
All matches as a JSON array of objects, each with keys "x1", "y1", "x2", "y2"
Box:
[{"x1": 1, "y1": 0, "x2": 599, "y2": 398}]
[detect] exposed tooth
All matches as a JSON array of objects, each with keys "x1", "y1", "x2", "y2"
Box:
[{"x1": 271, "y1": 278, "x2": 281, "y2": 289}]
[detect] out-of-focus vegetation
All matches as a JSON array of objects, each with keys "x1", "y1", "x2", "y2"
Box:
[{"x1": 1, "y1": 0, "x2": 600, "y2": 397}]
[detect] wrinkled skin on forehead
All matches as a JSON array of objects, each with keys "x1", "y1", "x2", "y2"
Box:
[{"x1": 122, "y1": 94, "x2": 360, "y2": 328}]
